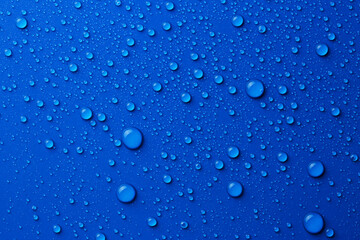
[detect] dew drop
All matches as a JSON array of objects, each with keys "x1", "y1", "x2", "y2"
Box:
[
  {"x1": 303, "y1": 212, "x2": 324, "y2": 234},
  {"x1": 153, "y1": 82, "x2": 162, "y2": 92},
  {"x1": 165, "y1": 2, "x2": 175, "y2": 11},
  {"x1": 180, "y1": 221, "x2": 189, "y2": 229},
  {"x1": 169, "y1": 62, "x2": 178, "y2": 71},
  {"x1": 162, "y1": 22, "x2": 171, "y2": 31},
  {"x1": 4, "y1": 49, "x2": 12, "y2": 57},
  {"x1": 163, "y1": 175, "x2": 172, "y2": 184},
  {"x1": 316, "y1": 44, "x2": 329, "y2": 56},
  {"x1": 215, "y1": 160, "x2": 224, "y2": 170},
  {"x1": 214, "y1": 75, "x2": 224, "y2": 84},
  {"x1": 227, "y1": 181, "x2": 243, "y2": 198},
  {"x1": 181, "y1": 93, "x2": 191, "y2": 103},
  {"x1": 147, "y1": 217, "x2": 157, "y2": 227},
  {"x1": 331, "y1": 107, "x2": 340, "y2": 117},
  {"x1": 193, "y1": 69, "x2": 204, "y2": 79},
  {"x1": 232, "y1": 16, "x2": 244, "y2": 27},
  {"x1": 326, "y1": 228, "x2": 335, "y2": 238},
  {"x1": 258, "y1": 25, "x2": 267, "y2": 33},
  {"x1": 308, "y1": 161, "x2": 325, "y2": 178},
  {"x1": 277, "y1": 152, "x2": 288, "y2": 163},
  {"x1": 246, "y1": 80, "x2": 265, "y2": 98},
  {"x1": 96, "y1": 233, "x2": 106, "y2": 240},
  {"x1": 69, "y1": 63, "x2": 78, "y2": 72},
  {"x1": 122, "y1": 127, "x2": 143, "y2": 150},
  {"x1": 16, "y1": 17, "x2": 28, "y2": 29},
  {"x1": 80, "y1": 107, "x2": 93, "y2": 120},
  {"x1": 45, "y1": 139, "x2": 54, "y2": 149},
  {"x1": 116, "y1": 184, "x2": 136, "y2": 203},
  {"x1": 53, "y1": 224, "x2": 61, "y2": 234},
  {"x1": 278, "y1": 85, "x2": 288, "y2": 95},
  {"x1": 227, "y1": 146, "x2": 240, "y2": 159}
]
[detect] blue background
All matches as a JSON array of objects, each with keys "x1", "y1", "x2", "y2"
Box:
[{"x1": 0, "y1": 0, "x2": 359, "y2": 239}]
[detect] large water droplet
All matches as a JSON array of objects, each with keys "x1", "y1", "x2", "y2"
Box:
[
  {"x1": 181, "y1": 93, "x2": 191, "y2": 103},
  {"x1": 232, "y1": 16, "x2": 244, "y2": 27},
  {"x1": 277, "y1": 152, "x2": 288, "y2": 163},
  {"x1": 80, "y1": 108, "x2": 93, "y2": 120},
  {"x1": 308, "y1": 161, "x2": 325, "y2": 178},
  {"x1": 116, "y1": 184, "x2": 136, "y2": 203},
  {"x1": 316, "y1": 44, "x2": 329, "y2": 56},
  {"x1": 227, "y1": 146, "x2": 240, "y2": 159},
  {"x1": 246, "y1": 80, "x2": 265, "y2": 98},
  {"x1": 303, "y1": 212, "x2": 324, "y2": 234},
  {"x1": 16, "y1": 17, "x2": 28, "y2": 29},
  {"x1": 96, "y1": 233, "x2": 106, "y2": 240},
  {"x1": 227, "y1": 181, "x2": 243, "y2": 198},
  {"x1": 147, "y1": 217, "x2": 158, "y2": 227},
  {"x1": 53, "y1": 224, "x2": 61, "y2": 234},
  {"x1": 122, "y1": 128, "x2": 143, "y2": 149}
]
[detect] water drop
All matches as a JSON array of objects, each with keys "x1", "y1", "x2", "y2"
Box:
[
  {"x1": 165, "y1": 2, "x2": 175, "y2": 11},
  {"x1": 308, "y1": 161, "x2": 325, "y2": 178},
  {"x1": 278, "y1": 85, "x2": 288, "y2": 95},
  {"x1": 45, "y1": 139, "x2": 54, "y2": 149},
  {"x1": 258, "y1": 25, "x2": 267, "y2": 33},
  {"x1": 116, "y1": 184, "x2": 136, "y2": 203},
  {"x1": 69, "y1": 63, "x2": 78, "y2": 72},
  {"x1": 331, "y1": 107, "x2": 340, "y2": 117},
  {"x1": 327, "y1": 33, "x2": 336, "y2": 41},
  {"x1": 80, "y1": 108, "x2": 93, "y2": 120},
  {"x1": 180, "y1": 221, "x2": 189, "y2": 229},
  {"x1": 227, "y1": 146, "x2": 240, "y2": 159},
  {"x1": 163, "y1": 175, "x2": 172, "y2": 184},
  {"x1": 303, "y1": 212, "x2": 324, "y2": 234},
  {"x1": 214, "y1": 75, "x2": 224, "y2": 84},
  {"x1": 126, "y1": 102, "x2": 136, "y2": 112},
  {"x1": 4, "y1": 49, "x2": 12, "y2": 57},
  {"x1": 74, "y1": 1, "x2": 82, "y2": 8},
  {"x1": 246, "y1": 80, "x2": 265, "y2": 98},
  {"x1": 232, "y1": 16, "x2": 244, "y2": 27},
  {"x1": 162, "y1": 22, "x2": 171, "y2": 31},
  {"x1": 122, "y1": 127, "x2": 143, "y2": 150},
  {"x1": 193, "y1": 69, "x2": 204, "y2": 79},
  {"x1": 169, "y1": 62, "x2": 178, "y2": 71},
  {"x1": 53, "y1": 224, "x2": 61, "y2": 234},
  {"x1": 96, "y1": 233, "x2": 106, "y2": 240},
  {"x1": 97, "y1": 113, "x2": 106, "y2": 122},
  {"x1": 326, "y1": 228, "x2": 335, "y2": 238},
  {"x1": 20, "y1": 116, "x2": 27, "y2": 123},
  {"x1": 153, "y1": 82, "x2": 162, "y2": 92},
  {"x1": 227, "y1": 181, "x2": 243, "y2": 198},
  {"x1": 147, "y1": 217, "x2": 157, "y2": 227},
  {"x1": 316, "y1": 44, "x2": 329, "y2": 56},
  {"x1": 181, "y1": 93, "x2": 191, "y2": 103},
  {"x1": 126, "y1": 38, "x2": 135, "y2": 47},
  {"x1": 277, "y1": 152, "x2": 288, "y2": 163},
  {"x1": 215, "y1": 160, "x2": 224, "y2": 170},
  {"x1": 16, "y1": 17, "x2": 28, "y2": 29}
]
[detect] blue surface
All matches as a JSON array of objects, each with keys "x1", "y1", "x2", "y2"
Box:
[{"x1": 0, "y1": 0, "x2": 359, "y2": 239}]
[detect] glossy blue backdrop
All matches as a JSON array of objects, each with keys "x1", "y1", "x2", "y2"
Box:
[{"x1": 0, "y1": 0, "x2": 359, "y2": 239}]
